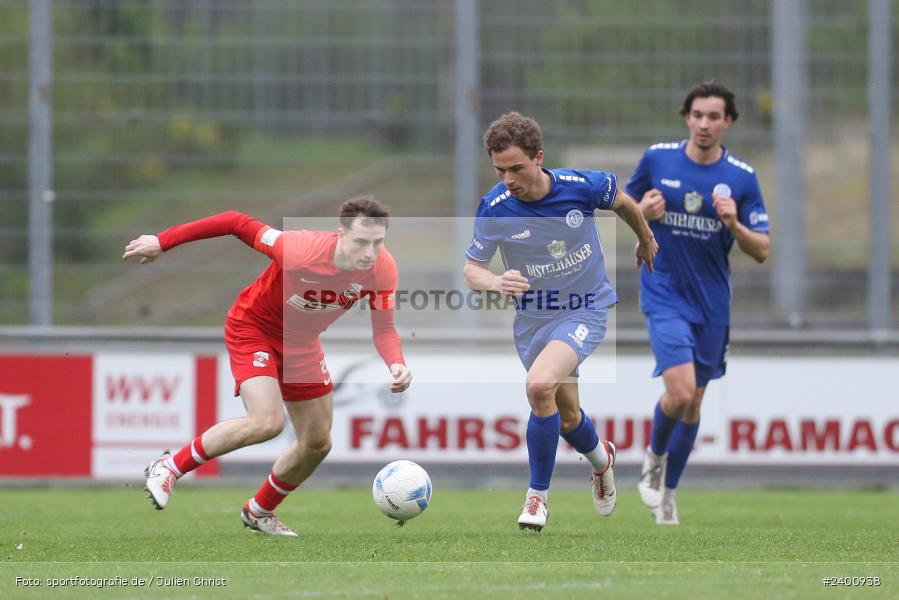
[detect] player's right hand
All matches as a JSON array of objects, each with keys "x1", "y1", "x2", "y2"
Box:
[
  {"x1": 389, "y1": 363, "x2": 412, "y2": 393},
  {"x1": 640, "y1": 189, "x2": 666, "y2": 221},
  {"x1": 497, "y1": 269, "x2": 530, "y2": 296},
  {"x1": 122, "y1": 234, "x2": 163, "y2": 264}
]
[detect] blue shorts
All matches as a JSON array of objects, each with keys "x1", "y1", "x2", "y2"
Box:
[
  {"x1": 513, "y1": 308, "x2": 609, "y2": 376},
  {"x1": 646, "y1": 313, "x2": 728, "y2": 388}
]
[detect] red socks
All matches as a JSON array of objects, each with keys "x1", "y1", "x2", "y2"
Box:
[
  {"x1": 165, "y1": 435, "x2": 210, "y2": 477},
  {"x1": 246, "y1": 472, "x2": 299, "y2": 515}
]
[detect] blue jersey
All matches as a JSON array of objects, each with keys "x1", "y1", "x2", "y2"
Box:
[
  {"x1": 465, "y1": 167, "x2": 619, "y2": 317},
  {"x1": 626, "y1": 141, "x2": 770, "y2": 325}
]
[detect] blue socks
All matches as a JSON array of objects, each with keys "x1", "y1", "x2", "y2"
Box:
[
  {"x1": 650, "y1": 401, "x2": 679, "y2": 455},
  {"x1": 526, "y1": 412, "x2": 561, "y2": 491},
  {"x1": 665, "y1": 419, "x2": 699, "y2": 489},
  {"x1": 560, "y1": 408, "x2": 599, "y2": 454}
]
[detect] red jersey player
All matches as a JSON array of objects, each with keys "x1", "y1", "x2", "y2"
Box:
[{"x1": 123, "y1": 196, "x2": 412, "y2": 536}]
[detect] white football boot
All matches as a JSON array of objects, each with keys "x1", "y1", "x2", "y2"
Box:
[
  {"x1": 638, "y1": 446, "x2": 667, "y2": 509},
  {"x1": 590, "y1": 441, "x2": 617, "y2": 516},
  {"x1": 517, "y1": 495, "x2": 548, "y2": 532},
  {"x1": 241, "y1": 507, "x2": 298, "y2": 537},
  {"x1": 653, "y1": 494, "x2": 680, "y2": 525},
  {"x1": 144, "y1": 451, "x2": 178, "y2": 510}
]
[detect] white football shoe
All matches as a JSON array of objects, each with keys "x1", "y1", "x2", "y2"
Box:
[
  {"x1": 637, "y1": 446, "x2": 667, "y2": 509},
  {"x1": 518, "y1": 495, "x2": 548, "y2": 532},
  {"x1": 241, "y1": 507, "x2": 298, "y2": 537},
  {"x1": 653, "y1": 497, "x2": 680, "y2": 525},
  {"x1": 590, "y1": 441, "x2": 617, "y2": 516},
  {"x1": 144, "y1": 451, "x2": 178, "y2": 510}
]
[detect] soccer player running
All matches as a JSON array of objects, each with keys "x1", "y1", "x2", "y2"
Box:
[
  {"x1": 464, "y1": 112, "x2": 658, "y2": 531},
  {"x1": 626, "y1": 80, "x2": 770, "y2": 525},
  {"x1": 122, "y1": 197, "x2": 412, "y2": 536}
]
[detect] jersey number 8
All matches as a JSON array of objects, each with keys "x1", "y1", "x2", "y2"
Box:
[{"x1": 573, "y1": 324, "x2": 589, "y2": 342}]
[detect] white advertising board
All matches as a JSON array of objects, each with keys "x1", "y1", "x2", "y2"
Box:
[
  {"x1": 218, "y1": 353, "x2": 899, "y2": 466},
  {"x1": 92, "y1": 354, "x2": 196, "y2": 478}
]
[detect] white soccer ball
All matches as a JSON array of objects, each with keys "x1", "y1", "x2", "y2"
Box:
[{"x1": 372, "y1": 460, "x2": 432, "y2": 523}]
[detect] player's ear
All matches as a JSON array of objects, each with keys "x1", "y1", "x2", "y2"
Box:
[{"x1": 534, "y1": 149, "x2": 544, "y2": 166}]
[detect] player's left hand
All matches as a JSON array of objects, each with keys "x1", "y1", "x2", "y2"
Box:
[
  {"x1": 389, "y1": 363, "x2": 412, "y2": 393},
  {"x1": 713, "y1": 194, "x2": 738, "y2": 229}
]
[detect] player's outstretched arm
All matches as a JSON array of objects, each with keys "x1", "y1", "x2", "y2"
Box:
[
  {"x1": 611, "y1": 189, "x2": 658, "y2": 272},
  {"x1": 122, "y1": 234, "x2": 162, "y2": 265},
  {"x1": 463, "y1": 260, "x2": 531, "y2": 296}
]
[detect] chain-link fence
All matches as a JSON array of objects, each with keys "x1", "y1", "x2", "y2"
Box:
[{"x1": 1, "y1": 0, "x2": 896, "y2": 329}]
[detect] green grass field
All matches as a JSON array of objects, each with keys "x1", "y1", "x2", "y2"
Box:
[{"x1": 1, "y1": 487, "x2": 895, "y2": 598}]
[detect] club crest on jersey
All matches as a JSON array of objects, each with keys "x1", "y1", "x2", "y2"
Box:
[
  {"x1": 713, "y1": 183, "x2": 732, "y2": 199},
  {"x1": 684, "y1": 191, "x2": 703, "y2": 214},
  {"x1": 565, "y1": 209, "x2": 584, "y2": 228},
  {"x1": 546, "y1": 240, "x2": 567, "y2": 259}
]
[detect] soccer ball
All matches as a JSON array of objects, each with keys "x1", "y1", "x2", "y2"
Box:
[{"x1": 372, "y1": 460, "x2": 432, "y2": 524}]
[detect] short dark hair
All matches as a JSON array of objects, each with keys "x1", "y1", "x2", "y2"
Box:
[
  {"x1": 483, "y1": 111, "x2": 543, "y2": 159},
  {"x1": 339, "y1": 195, "x2": 390, "y2": 229},
  {"x1": 680, "y1": 79, "x2": 739, "y2": 121}
]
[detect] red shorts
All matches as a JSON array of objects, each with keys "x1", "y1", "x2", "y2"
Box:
[{"x1": 224, "y1": 317, "x2": 333, "y2": 402}]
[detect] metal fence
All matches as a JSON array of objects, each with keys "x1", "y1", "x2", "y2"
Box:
[{"x1": 0, "y1": 0, "x2": 896, "y2": 330}]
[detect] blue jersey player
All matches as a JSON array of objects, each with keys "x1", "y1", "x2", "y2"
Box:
[
  {"x1": 626, "y1": 81, "x2": 770, "y2": 525},
  {"x1": 464, "y1": 112, "x2": 658, "y2": 531}
]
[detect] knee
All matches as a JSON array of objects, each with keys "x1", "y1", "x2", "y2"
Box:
[
  {"x1": 247, "y1": 412, "x2": 285, "y2": 443},
  {"x1": 525, "y1": 380, "x2": 557, "y2": 411},
  {"x1": 303, "y1": 435, "x2": 333, "y2": 460},
  {"x1": 666, "y1": 384, "x2": 696, "y2": 413}
]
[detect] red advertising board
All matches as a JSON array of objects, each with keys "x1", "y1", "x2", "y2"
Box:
[{"x1": 0, "y1": 355, "x2": 92, "y2": 476}]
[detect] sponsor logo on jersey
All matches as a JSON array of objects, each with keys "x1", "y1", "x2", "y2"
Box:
[
  {"x1": 471, "y1": 237, "x2": 485, "y2": 251},
  {"x1": 749, "y1": 211, "x2": 769, "y2": 226},
  {"x1": 565, "y1": 209, "x2": 584, "y2": 228},
  {"x1": 510, "y1": 229, "x2": 531, "y2": 240},
  {"x1": 684, "y1": 191, "x2": 704, "y2": 214},
  {"x1": 546, "y1": 240, "x2": 568, "y2": 259},
  {"x1": 286, "y1": 293, "x2": 343, "y2": 312},
  {"x1": 713, "y1": 183, "x2": 732, "y2": 198},
  {"x1": 661, "y1": 178, "x2": 681, "y2": 189},
  {"x1": 525, "y1": 243, "x2": 593, "y2": 279},
  {"x1": 659, "y1": 211, "x2": 724, "y2": 233}
]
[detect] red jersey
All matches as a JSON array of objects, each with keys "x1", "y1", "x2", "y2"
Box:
[{"x1": 157, "y1": 211, "x2": 404, "y2": 367}]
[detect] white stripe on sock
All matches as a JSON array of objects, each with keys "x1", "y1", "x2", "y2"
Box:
[
  {"x1": 267, "y1": 474, "x2": 292, "y2": 495},
  {"x1": 190, "y1": 441, "x2": 206, "y2": 465}
]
